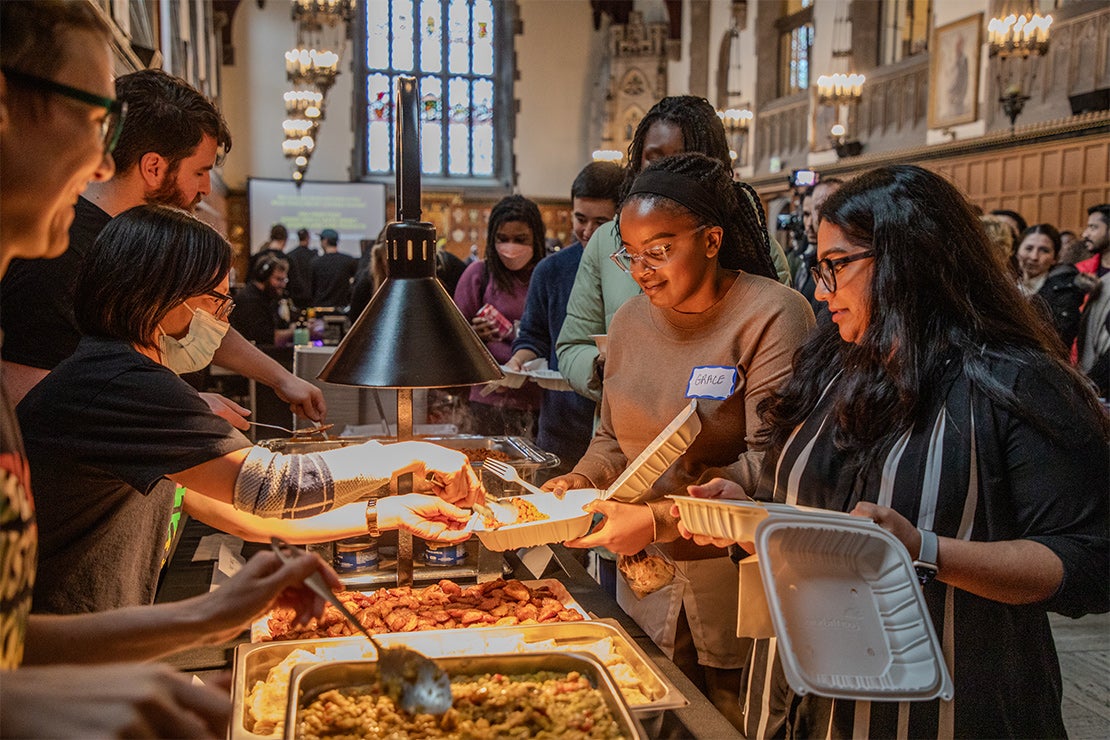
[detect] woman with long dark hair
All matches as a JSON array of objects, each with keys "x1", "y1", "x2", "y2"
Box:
[
  {"x1": 453, "y1": 194, "x2": 547, "y2": 436},
  {"x1": 679, "y1": 165, "x2": 1108, "y2": 738},
  {"x1": 546, "y1": 153, "x2": 814, "y2": 727}
]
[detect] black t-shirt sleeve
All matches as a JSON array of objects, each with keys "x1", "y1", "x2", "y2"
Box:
[
  {"x1": 0, "y1": 252, "x2": 83, "y2": 368},
  {"x1": 998, "y1": 359, "x2": 1109, "y2": 617},
  {"x1": 229, "y1": 288, "x2": 275, "y2": 346},
  {"x1": 51, "y1": 364, "x2": 250, "y2": 495}
]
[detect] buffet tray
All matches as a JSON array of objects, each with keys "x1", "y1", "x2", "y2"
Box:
[
  {"x1": 284, "y1": 652, "x2": 644, "y2": 739},
  {"x1": 256, "y1": 434, "x2": 559, "y2": 497},
  {"x1": 249, "y1": 578, "x2": 587, "y2": 642},
  {"x1": 232, "y1": 620, "x2": 682, "y2": 739}
]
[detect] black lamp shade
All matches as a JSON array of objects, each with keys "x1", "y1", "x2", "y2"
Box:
[{"x1": 317, "y1": 231, "x2": 502, "y2": 387}]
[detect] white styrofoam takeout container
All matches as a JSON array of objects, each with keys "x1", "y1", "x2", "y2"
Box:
[
  {"x1": 670, "y1": 496, "x2": 953, "y2": 703},
  {"x1": 470, "y1": 488, "x2": 600, "y2": 551},
  {"x1": 605, "y1": 400, "x2": 701, "y2": 503}
]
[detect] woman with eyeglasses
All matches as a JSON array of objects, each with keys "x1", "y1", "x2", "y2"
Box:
[
  {"x1": 677, "y1": 165, "x2": 1109, "y2": 738},
  {"x1": 543, "y1": 153, "x2": 814, "y2": 727},
  {"x1": 16, "y1": 205, "x2": 486, "y2": 616}
]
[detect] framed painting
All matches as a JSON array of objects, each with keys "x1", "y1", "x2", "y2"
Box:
[{"x1": 928, "y1": 14, "x2": 982, "y2": 128}]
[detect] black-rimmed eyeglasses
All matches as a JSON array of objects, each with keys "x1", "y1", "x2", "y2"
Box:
[
  {"x1": 810, "y1": 250, "x2": 875, "y2": 293},
  {"x1": 206, "y1": 290, "x2": 235, "y2": 320},
  {"x1": 1, "y1": 66, "x2": 127, "y2": 155}
]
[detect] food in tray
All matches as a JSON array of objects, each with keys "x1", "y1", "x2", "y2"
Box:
[
  {"x1": 298, "y1": 671, "x2": 628, "y2": 740},
  {"x1": 458, "y1": 447, "x2": 513, "y2": 463},
  {"x1": 482, "y1": 497, "x2": 551, "y2": 529},
  {"x1": 244, "y1": 635, "x2": 653, "y2": 735},
  {"x1": 247, "y1": 646, "x2": 371, "y2": 736},
  {"x1": 260, "y1": 579, "x2": 583, "y2": 642}
]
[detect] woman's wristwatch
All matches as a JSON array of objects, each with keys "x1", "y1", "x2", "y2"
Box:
[
  {"x1": 914, "y1": 528, "x2": 939, "y2": 586},
  {"x1": 365, "y1": 499, "x2": 380, "y2": 537}
]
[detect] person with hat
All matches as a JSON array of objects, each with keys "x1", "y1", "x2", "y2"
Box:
[{"x1": 309, "y1": 227, "x2": 357, "y2": 309}]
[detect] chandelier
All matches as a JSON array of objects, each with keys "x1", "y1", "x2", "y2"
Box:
[
  {"x1": 816, "y1": 72, "x2": 866, "y2": 106},
  {"x1": 284, "y1": 90, "x2": 324, "y2": 120},
  {"x1": 292, "y1": 0, "x2": 354, "y2": 29},
  {"x1": 988, "y1": 10, "x2": 1052, "y2": 59},
  {"x1": 284, "y1": 47, "x2": 341, "y2": 94},
  {"x1": 987, "y1": 3, "x2": 1053, "y2": 132},
  {"x1": 280, "y1": 1, "x2": 354, "y2": 183}
]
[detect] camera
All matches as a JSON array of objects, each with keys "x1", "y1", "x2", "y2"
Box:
[
  {"x1": 776, "y1": 212, "x2": 804, "y2": 233},
  {"x1": 789, "y1": 168, "x2": 818, "y2": 188}
]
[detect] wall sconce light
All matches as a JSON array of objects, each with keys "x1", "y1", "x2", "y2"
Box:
[
  {"x1": 988, "y1": 5, "x2": 1052, "y2": 132},
  {"x1": 592, "y1": 149, "x2": 623, "y2": 163}
]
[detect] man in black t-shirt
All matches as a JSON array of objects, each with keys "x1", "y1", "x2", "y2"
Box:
[
  {"x1": 231, "y1": 254, "x2": 293, "y2": 347},
  {"x1": 0, "y1": 69, "x2": 327, "y2": 422},
  {"x1": 309, "y1": 228, "x2": 358, "y2": 308},
  {"x1": 286, "y1": 227, "x2": 318, "y2": 309}
]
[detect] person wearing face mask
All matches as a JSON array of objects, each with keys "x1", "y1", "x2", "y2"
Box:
[
  {"x1": 453, "y1": 195, "x2": 546, "y2": 436},
  {"x1": 16, "y1": 206, "x2": 487, "y2": 616}
]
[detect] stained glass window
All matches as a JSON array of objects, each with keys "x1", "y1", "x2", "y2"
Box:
[{"x1": 355, "y1": 0, "x2": 509, "y2": 184}]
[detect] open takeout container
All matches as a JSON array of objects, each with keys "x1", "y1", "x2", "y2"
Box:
[
  {"x1": 670, "y1": 496, "x2": 953, "y2": 703},
  {"x1": 283, "y1": 652, "x2": 645, "y2": 739},
  {"x1": 605, "y1": 401, "x2": 701, "y2": 503},
  {"x1": 470, "y1": 489, "x2": 600, "y2": 551}
]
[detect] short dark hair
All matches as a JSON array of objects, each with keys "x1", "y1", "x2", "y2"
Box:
[
  {"x1": 571, "y1": 162, "x2": 624, "y2": 203},
  {"x1": 1017, "y1": 223, "x2": 1062, "y2": 257},
  {"x1": 0, "y1": 1, "x2": 110, "y2": 78},
  {"x1": 74, "y1": 205, "x2": 230, "y2": 347},
  {"x1": 297, "y1": 228, "x2": 310, "y2": 241},
  {"x1": 111, "y1": 69, "x2": 232, "y2": 175},
  {"x1": 484, "y1": 195, "x2": 545, "y2": 292},
  {"x1": 249, "y1": 252, "x2": 289, "y2": 283},
  {"x1": 270, "y1": 223, "x2": 288, "y2": 242},
  {"x1": 620, "y1": 153, "x2": 777, "y2": 280},
  {"x1": 625, "y1": 96, "x2": 731, "y2": 186},
  {"x1": 1088, "y1": 203, "x2": 1110, "y2": 226},
  {"x1": 990, "y1": 208, "x2": 1028, "y2": 235}
]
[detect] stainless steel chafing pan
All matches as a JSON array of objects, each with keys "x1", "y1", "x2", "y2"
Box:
[{"x1": 284, "y1": 652, "x2": 644, "y2": 740}]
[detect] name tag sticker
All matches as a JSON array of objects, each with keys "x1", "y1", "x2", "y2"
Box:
[{"x1": 686, "y1": 366, "x2": 737, "y2": 400}]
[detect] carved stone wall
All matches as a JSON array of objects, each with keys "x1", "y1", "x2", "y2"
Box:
[{"x1": 600, "y1": 10, "x2": 672, "y2": 158}]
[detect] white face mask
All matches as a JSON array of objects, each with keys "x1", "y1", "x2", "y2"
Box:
[
  {"x1": 159, "y1": 305, "x2": 229, "y2": 374},
  {"x1": 495, "y1": 241, "x2": 533, "y2": 271}
]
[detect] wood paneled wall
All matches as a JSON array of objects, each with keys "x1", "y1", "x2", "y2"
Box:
[{"x1": 931, "y1": 137, "x2": 1110, "y2": 231}]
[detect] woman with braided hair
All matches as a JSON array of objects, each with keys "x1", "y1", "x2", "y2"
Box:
[
  {"x1": 545, "y1": 153, "x2": 814, "y2": 727},
  {"x1": 556, "y1": 95, "x2": 793, "y2": 405}
]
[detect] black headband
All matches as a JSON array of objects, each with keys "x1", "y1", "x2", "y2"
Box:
[{"x1": 626, "y1": 169, "x2": 725, "y2": 227}]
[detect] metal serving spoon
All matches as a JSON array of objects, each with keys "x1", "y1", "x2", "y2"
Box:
[
  {"x1": 269, "y1": 537, "x2": 453, "y2": 715},
  {"x1": 246, "y1": 421, "x2": 334, "y2": 437}
]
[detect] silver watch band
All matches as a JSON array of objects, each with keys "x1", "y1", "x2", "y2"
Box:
[{"x1": 914, "y1": 528, "x2": 939, "y2": 585}]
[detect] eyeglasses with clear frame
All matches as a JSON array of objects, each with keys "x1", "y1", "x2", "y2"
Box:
[
  {"x1": 610, "y1": 225, "x2": 708, "y2": 274},
  {"x1": 0, "y1": 66, "x2": 127, "y2": 155},
  {"x1": 810, "y1": 250, "x2": 875, "y2": 293},
  {"x1": 206, "y1": 290, "x2": 236, "y2": 320}
]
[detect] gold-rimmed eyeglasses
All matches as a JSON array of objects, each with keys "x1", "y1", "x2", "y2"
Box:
[
  {"x1": 610, "y1": 225, "x2": 708, "y2": 274},
  {"x1": 1, "y1": 66, "x2": 127, "y2": 155}
]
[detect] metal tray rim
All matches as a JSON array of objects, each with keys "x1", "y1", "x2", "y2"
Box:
[{"x1": 282, "y1": 652, "x2": 644, "y2": 740}]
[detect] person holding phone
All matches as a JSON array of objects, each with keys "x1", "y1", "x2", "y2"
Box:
[{"x1": 453, "y1": 195, "x2": 547, "y2": 436}]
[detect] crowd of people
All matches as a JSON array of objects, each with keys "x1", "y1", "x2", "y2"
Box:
[{"x1": 1, "y1": 2, "x2": 1107, "y2": 738}]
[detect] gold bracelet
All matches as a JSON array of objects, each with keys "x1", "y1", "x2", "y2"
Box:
[{"x1": 365, "y1": 499, "x2": 380, "y2": 537}]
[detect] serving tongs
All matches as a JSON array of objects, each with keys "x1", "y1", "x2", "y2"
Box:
[{"x1": 269, "y1": 537, "x2": 453, "y2": 715}]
